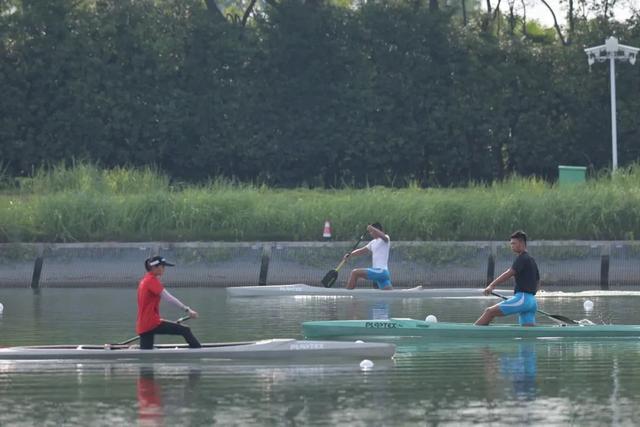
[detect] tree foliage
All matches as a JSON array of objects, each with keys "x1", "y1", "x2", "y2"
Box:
[{"x1": 1, "y1": 0, "x2": 639, "y2": 187}]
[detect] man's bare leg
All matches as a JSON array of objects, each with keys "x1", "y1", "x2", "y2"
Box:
[
  {"x1": 346, "y1": 269, "x2": 368, "y2": 289},
  {"x1": 474, "y1": 304, "x2": 504, "y2": 325}
]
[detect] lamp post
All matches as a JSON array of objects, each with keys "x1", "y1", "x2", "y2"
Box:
[{"x1": 584, "y1": 37, "x2": 639, "y2": 172}]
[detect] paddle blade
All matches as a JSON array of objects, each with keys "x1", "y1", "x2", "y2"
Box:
[{"x1": 321, "y1": 270, "x2": 338, "y2": 288}]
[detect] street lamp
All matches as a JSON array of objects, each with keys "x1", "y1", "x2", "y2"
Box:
[{"x1": 584, "y1": 37, "x2": 639, "y2": 172}]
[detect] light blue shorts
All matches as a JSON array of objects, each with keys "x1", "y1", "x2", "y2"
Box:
[
  {"x1": 498, "y1": 292, "x2": 537, "y2": 325},
  {"x1": 366, "y1": 268, "x2": 392, "y2": 289}
]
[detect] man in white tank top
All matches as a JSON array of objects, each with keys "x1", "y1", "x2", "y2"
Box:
[{"x1": 343, "y1": 223, "x2": 392, "y2": 290}]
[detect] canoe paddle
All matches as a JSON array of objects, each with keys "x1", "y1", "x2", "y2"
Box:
[
  {"x1": 491, "y1": 291, "x2": 578, "y2": 325},
  {"x1": 110, "y1": 315, "x2": 191, "y2": 347},
  {"x1": 321, "y1": 230, "x2": 368, "y2": 288}
]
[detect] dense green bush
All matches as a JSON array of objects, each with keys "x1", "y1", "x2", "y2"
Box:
[{"x1": 1, "y1": 1, "x2": 639, "y2": 187}]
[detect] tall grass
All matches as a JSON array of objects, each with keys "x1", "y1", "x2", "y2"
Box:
[
  {"x1": 2, "y1": 163, "x2": 640, "y2": 242},
  {"x1": 13, "y1": 162, "x2": 170, "y2": 194}
]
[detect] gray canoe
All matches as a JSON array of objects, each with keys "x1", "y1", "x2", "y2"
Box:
[
  {"x1": 226, "y1": 284, "x2": 510, "y2": 298},
  {"x1": 0, "y1": 339, "x2": 395, "y2": 361}
]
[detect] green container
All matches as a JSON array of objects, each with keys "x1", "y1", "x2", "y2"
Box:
[{"x1": 558, "y1": 165, "x2": 586, "y2": 185}]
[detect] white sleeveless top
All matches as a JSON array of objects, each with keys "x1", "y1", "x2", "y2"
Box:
[{"x1": 366, "y1": 236, "x2": 390, "y2": 269}]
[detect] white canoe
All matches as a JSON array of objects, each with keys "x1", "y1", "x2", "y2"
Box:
[
  {"x1": 0, "y1": 339, "x2": 395, "y2": 361},
  {"x1": 226, "y1": 284, "x2": 510, "y2": 298},
  {"x1": 536, "y1": 290, "x2": 640, "y2": 297}
]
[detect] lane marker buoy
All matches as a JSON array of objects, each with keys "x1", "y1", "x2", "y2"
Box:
[{"x1": 360, "y1": 359, "x2": 374, "y2": 371}]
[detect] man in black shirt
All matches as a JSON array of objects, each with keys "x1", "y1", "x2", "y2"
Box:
[{"x1": 475, "y1": 231, "x2": 540, "y2": 326}]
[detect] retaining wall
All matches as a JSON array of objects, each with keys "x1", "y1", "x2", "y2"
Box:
[{"x1": 0, "y1": 241, "x2": 638, "y2": 289}]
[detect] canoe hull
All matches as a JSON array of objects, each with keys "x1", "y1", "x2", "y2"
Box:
[
  {"x1": 302, "y1": 319, "x2": 640, "y2": 340},
  {"x1": 227, "y1": 284, "x2": 508, "y2": 298},
  {"x1": 0, "y1": 339, "x2": 395, "y2": 361}
]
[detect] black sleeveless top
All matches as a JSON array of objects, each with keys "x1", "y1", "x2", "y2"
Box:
[{"x1": 512, "y1": 251, "x2": 539, "y2": 294}]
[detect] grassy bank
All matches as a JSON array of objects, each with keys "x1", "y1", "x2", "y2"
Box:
[{"x1": 2, "y1": 164, "x2": 640, "y2": 242}]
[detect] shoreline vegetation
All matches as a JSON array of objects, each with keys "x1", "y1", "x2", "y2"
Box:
[
  {"x1": 1, "y1": 163, "x2": 640, "y2": 243},
  {"x1": 3, "y1": 1, "x2": 640, "y2": 189}
]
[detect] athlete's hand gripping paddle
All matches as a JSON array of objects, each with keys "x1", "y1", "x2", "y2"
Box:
[{"x1": 321, "y1": 230, "x2": 368, "y2": 288}]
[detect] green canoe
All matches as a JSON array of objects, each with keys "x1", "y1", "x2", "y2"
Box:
[{"x1": 302, "y1": 318, "x2": 640, "y2": 340}]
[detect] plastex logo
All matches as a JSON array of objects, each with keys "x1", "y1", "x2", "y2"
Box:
[{"x1": 365, "y1": 322, "x2": 398, "y2": 329}]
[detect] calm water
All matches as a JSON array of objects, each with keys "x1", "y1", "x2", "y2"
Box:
[{"x1": 2, "y1": 288, "x2": 640, "y2": 426}]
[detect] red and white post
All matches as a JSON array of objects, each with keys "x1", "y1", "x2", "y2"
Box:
[{"x1": 322, "y1": 220, "x2": 332, "y2": 240}]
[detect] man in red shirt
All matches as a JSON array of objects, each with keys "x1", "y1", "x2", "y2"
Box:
[{"x1": 137, "y1": 256, "x2": 201, "y2": 349}]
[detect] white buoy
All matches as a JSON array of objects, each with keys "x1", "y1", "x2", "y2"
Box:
[
  {"x1": 425, "y1": 314, "x2": 438, "y2": 323},
  {"x1": 360, "y1": 359, "x2": 374, "y2": 371},
  {"x1": 0, "y1": 302, "x2": 3, "y2": 314},
  {"x1": 355, "y1": 340, "x2": 364, "y2": 344},
  {"x1": 583, "y1": 300, "x2": 594, "y2": 311}
]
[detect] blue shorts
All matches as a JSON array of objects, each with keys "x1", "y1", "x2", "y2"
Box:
[
  {"x1": 366, "y1": 268, "x2": 392, "y2": 289},
  {"x1": 498, "y1": 292, "x2": 537, "y2": 325}
]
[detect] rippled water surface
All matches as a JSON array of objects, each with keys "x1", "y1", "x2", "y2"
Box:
[{"x1": 2, "y1": 288, "x2": 640, "y2": 426}]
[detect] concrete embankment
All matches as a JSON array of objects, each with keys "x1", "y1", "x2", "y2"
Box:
[{"x1": 1, "y1": 241, "x2": 639, "y2": 290}]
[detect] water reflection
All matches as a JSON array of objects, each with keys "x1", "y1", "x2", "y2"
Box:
[
  {"x1": 482, "y1": 342, "x2": 537, "y2": 400},
  {"x1": 396, "y1": 340, "x2": 539, "y2": 401},
  {"x1": 137, "y1": 365, "x2": 202, "y2": 426},
  {"x1": 1, "y1": 346, "x2": 640, "y2": 426},
  {"x1": 137, "y1": 366, "x2": 164, "y2": 426},
  {"x1": 132, "y1": 361, "x2": 393, "y2": 426},
  {"x1": 500, "y1": 342, "x2": 537, "y2": 399},
  {"x1": 5, "y1": 287, "x2": 640, "y2": 426},
  {"x1": 370, "y1": 302, "x2": 390, "y2": 320},
  {"x1": 0, "y1": 360, "x2": 394, "y2": 425}
]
